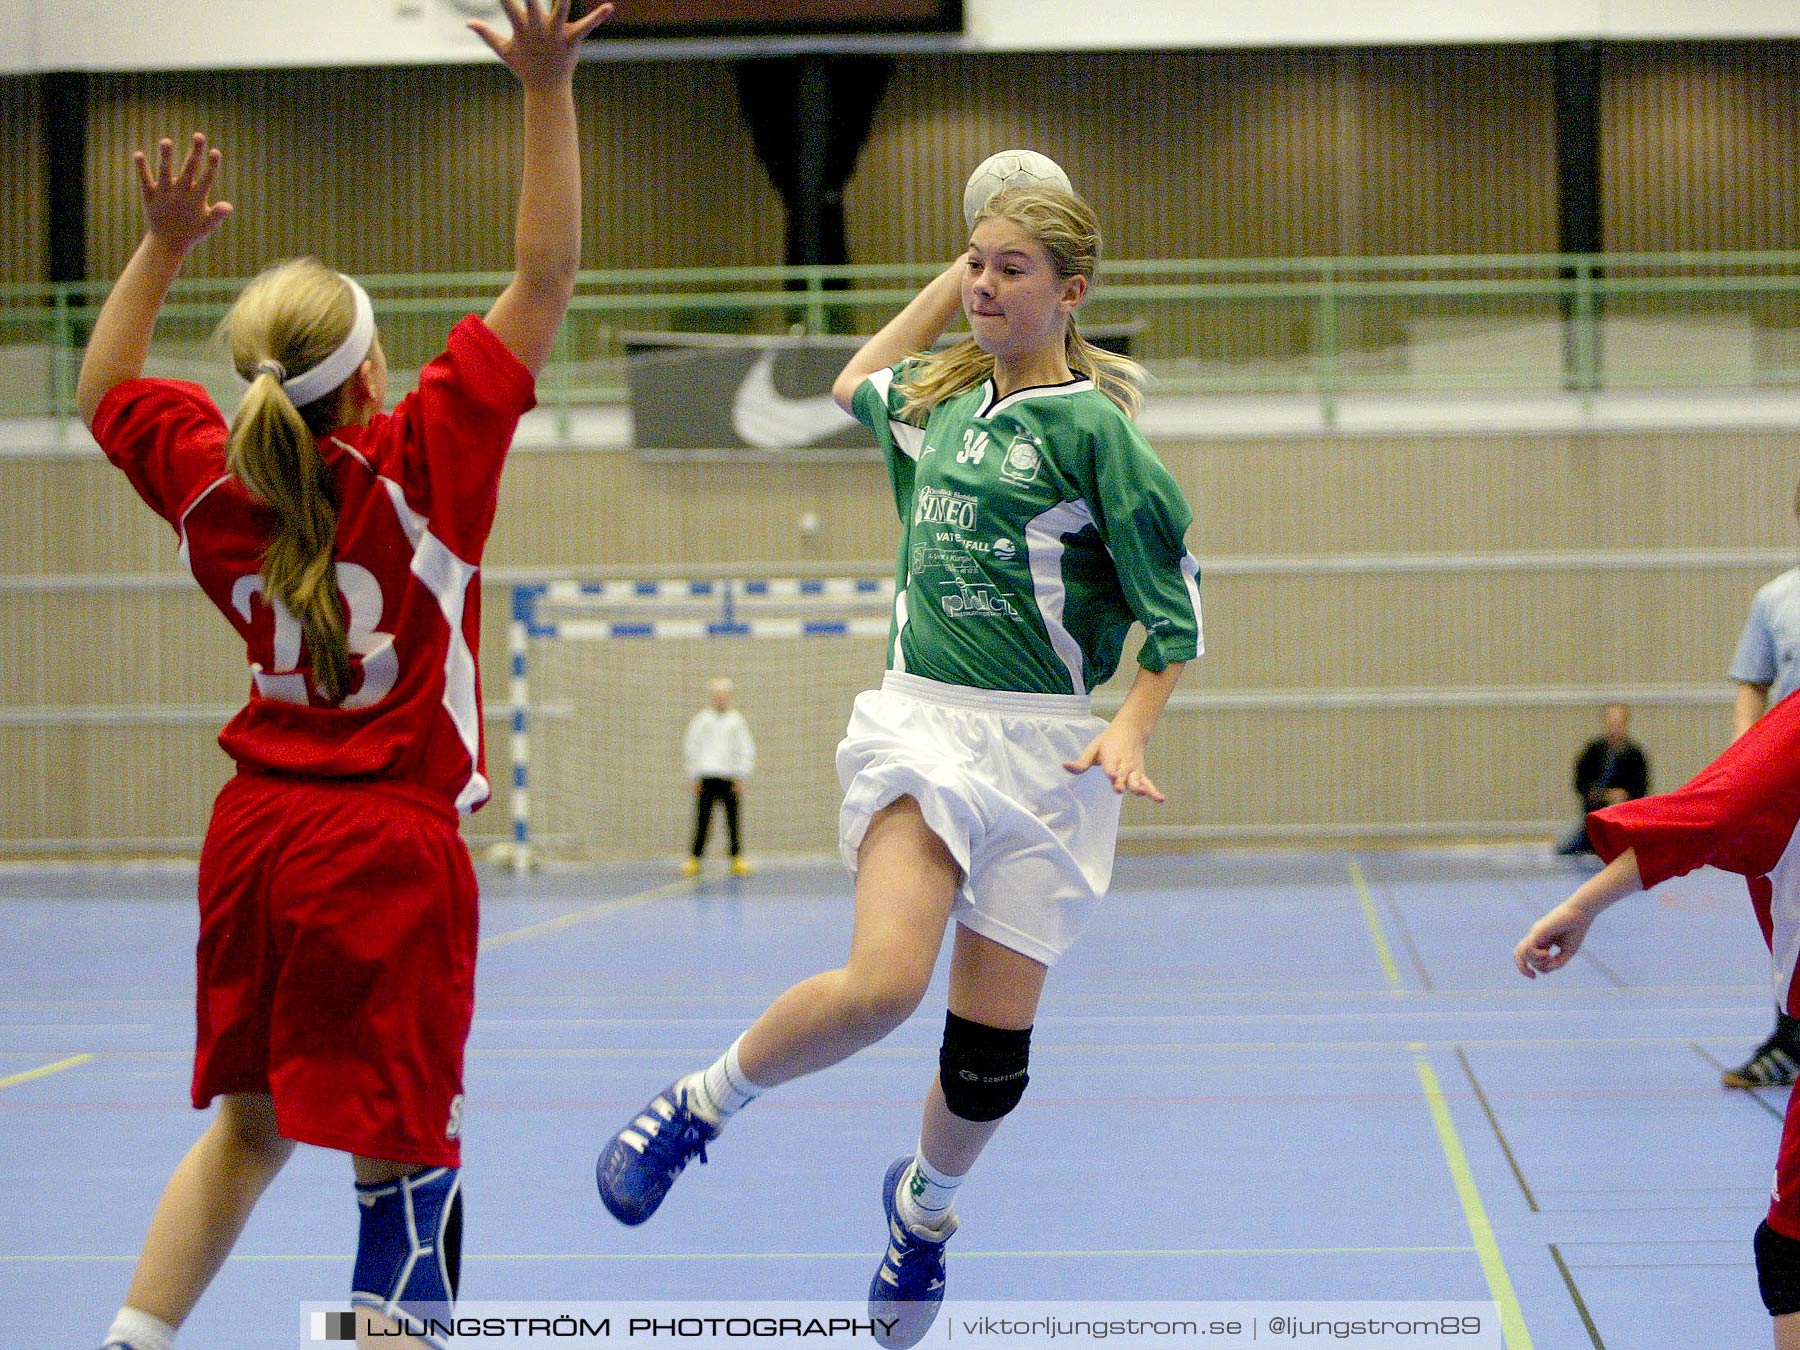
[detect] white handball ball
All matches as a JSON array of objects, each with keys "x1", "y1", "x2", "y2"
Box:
[{"x1": 962, "y1": 149, "x2": 1073, "y2": 228}]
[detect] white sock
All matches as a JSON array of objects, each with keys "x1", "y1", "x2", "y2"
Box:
[
  {"x1": 895, "y1": 1147, "x2": 964, "y2": 1233},
  {"x1": 680, "y1": 1035, "x2": 765, "y2": 1126},
  {"x1": 105, "y1": 1308, "x2": 176, "y2": 1350}
]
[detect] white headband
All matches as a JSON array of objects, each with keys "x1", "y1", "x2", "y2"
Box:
[{"x1": 237, "y1": 273, "x2": 376, "y2": 408}]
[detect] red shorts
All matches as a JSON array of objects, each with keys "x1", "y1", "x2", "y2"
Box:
[
  {"x1": 193, "y1": 771, "x2": 478, "y2": 1167},
  {"x1": 1775, "y1": 1090, "x2": 1800, "y2": 1241},
  {"x1": 1768, "y1": 868, "x2": 1800, "y2": 1240}
]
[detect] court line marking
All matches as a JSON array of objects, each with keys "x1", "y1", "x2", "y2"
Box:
[
  {"x1": 479, "y1": 877, "x2": 700, "y2": 952},
  {"x1": 1455, "y1": 1047, "x2": 1539, "y2": 1212},
  {"x1": 1530, "y1": 1202, "x2": 1754, "y2": 1214},
  {"x1": 1413, "y1": 1044, "x2": 1533, "y2": 1350},
  {"x1": 1555, "y1": 1259, "x2": 1746, "y2": 1270},
  {"x1": 1548, "y1": 1187, "x2": 1766, "y2": 1196},
  {"x1": 1688, "y1": 1041, "x2": 1785, "y2": 1121},
  {"x1": 0, "y1": 1053, "x2": 92, "y2": 1090},
  {"x1": 1548, "y1": 1244, "x2": 1607, "y2": 1350},
  {"x1": 61, "y1": 1033, "x2": 1786, "y2": 1063},
  {"x1": 1348, "y1": 857, "x2": 1406, "y2": 996},
  {"x1": 0, "y1": 981, "x2": 1772, "y2": 1010},
  {"x1": 1383, "y1": 893, "x2": 1436, "y2": 992},
  {"x1": 469, "y1": 1007, "x2": 1778, "y2": 1027},
  {"x1": 0, "y1": 1244, "x2": 1477, "y2": 1264},
  {"x1": 461, "y1": 1245, "x2": 1479, "y2": 1262},
  {"x1": 1555, "y1": 1245, "x2": 1749, "y2": 1252}
]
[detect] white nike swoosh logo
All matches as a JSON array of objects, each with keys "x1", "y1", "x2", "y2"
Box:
[{"x1": 730, "y1": 350, "x2": 857, "y2": 449}]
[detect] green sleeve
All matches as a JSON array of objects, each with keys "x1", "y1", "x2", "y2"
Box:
[
  {"x1": 852, "y1": 364, "x2": 926, "y2": 524},
  {"x1": 1084, "y1": 418, "x2": 1204, "y2": 671}
]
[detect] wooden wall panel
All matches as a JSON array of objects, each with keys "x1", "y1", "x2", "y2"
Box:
[
  {"x1": 1114, "y1": 700, "x2": 1728, "y2": 841},
  {"x1": 844, "y1": 47, "x2": 1558, "y2": 264},
  {"x1": 5, "y1": 424, "x2": 1795, "y2": 855},
  {"x1": 1179, "y1": 430, "x2": 1791, "y2": 555},
  {"x1": 0, "y1": 75, "x2": 45, "y2": 287},
  {"x1": 1, "y1": 724, "x2": 230, "y2": 848},
  {"x1": 81, "y1": 61, "x2": 786, "y2": 284},
  {"x1": 842, "y1": 46, "x2": 1558, "y2": 366},
  {"x1": 71, "y1": 47, "x2": 1565, "y2": 289},
  {"x1": 0, "y1": 456, "x2": 179, "y2": 576},
  {"x1": 1603, "y1": 41, "x2": 1800, "y2": 252},
  {"x1": 0, "y1": 564, "x2": 1766, "y2": 713},
  {"x1": 14, "y1": 41, "x2": 1799, "y2": 291}
]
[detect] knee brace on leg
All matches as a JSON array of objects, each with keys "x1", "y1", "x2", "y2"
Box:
[
  {"x1": 353, "y1": 1167, "x2": 463, "y2": 1326},
  {"x1": 1757, "y1": 1219, "x2": 1800, "y2": 1316},
  {"x1": 938, "y1": 1011, "x2": 1031, "y2": 1122}
]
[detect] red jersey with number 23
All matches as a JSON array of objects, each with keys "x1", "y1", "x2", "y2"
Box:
[{"x1": 91, "y1": 315, "x2": 535, "y2": 816}]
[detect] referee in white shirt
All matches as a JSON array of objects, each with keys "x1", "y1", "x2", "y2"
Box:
[{"x1": 683, "y1": 678, "x2": 757, "y2": 875}]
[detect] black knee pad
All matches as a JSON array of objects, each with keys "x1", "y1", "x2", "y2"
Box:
[
  {"x1": 1756, "y1": 1220, "x2": 1800, "y2": 1316},
  {"x1": 939, "y1": 1011, "x2": 1031, "y2": 1122}
]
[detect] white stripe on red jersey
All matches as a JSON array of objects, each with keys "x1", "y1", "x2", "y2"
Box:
[{"x1": 92, "y1": 315, "x2": 535, "y2": 816}]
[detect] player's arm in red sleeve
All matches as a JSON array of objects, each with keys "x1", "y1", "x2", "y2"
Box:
[
  {"x1": 471, "y1": 0, "x2": 615, "y2": 378},
  {"x1": 1589, "y1": 688, "x2": 1800, "y2": 889},
  {"x1": 89, "y1": 381, "x2": 229, "y2": 527},
  {"x1": 1517, "y1": 686, "x2": 1800, "y2": 982},
  {"x1": 77, "y1": 134, "x2": 232, "y2": 426}
]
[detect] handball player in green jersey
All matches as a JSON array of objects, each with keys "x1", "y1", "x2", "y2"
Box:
[{"x1": 596, "y1": 182, "x2": 1203, "y2": 1347}]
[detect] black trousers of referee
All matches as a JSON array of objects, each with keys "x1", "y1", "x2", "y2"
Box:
[{"x1": 691, "y1": 777, "x2": 741, "y2": 858}]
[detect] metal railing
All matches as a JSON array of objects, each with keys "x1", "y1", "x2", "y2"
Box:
[{"x1": 5, "y1": 250, "x2": 1800, "y2": 426}]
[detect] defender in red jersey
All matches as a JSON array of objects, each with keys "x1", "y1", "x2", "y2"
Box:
[
  {"x1": 78, "y1": 4, "x2": 615, "y2": 1348},
  {"x1": 1515, "y1": 689, "x2": 1800, "y2": 1349}
]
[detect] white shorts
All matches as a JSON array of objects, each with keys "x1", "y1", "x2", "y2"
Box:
[{"x1": 835, "y1": 671, "x2": 1123, "y2": 966}]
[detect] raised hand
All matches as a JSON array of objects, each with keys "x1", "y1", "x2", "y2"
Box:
[
  {"x1": 469, "y1": 0, "x2": 615, "y2": 89},
  {"x1": 134, "y1": 133, "x2": 233, "y2": 256},
  {"x1": 78, "y1": 134, "x2": 233, "y2": 420}
]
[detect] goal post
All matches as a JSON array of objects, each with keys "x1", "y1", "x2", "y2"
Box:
[{"x1": 508, "y1": 578, "x2": 894, "y2": 869}]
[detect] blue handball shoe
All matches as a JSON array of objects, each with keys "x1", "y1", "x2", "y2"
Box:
[
  {"x1": 596, "y1": 1080, "x2": 719, "y2": 1226},
  {"x1": 868, "y1": 1156, "x2": 958, "y2": 1348}
]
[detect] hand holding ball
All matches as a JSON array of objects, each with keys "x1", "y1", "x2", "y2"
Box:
[{"x1": 963, "y1": 150, "x2": 1073, "y2": 228}]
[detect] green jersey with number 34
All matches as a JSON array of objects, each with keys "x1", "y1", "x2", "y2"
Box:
[{"x1": 853, "y1": 364, "x2": 1203, "y2": 696}]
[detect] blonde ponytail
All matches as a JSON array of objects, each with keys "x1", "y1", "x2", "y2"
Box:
[
  {"x1": 895, "y1": 337, "x2": 993, "y2": 425},
  {"x1": 1063, "y1": 318, "x2": 1144, "y2": 420},
  {"x1": 219, "y1": 260, "x2": 371, "y2": 703}
]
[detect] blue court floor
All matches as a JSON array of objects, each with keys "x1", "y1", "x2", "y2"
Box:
[{"x1": 0, "y1": 849, "x2": 1784, "y2": 1349}]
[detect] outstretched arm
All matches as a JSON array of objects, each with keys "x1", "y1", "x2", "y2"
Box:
[
  {"x1": 831, "y1": 260, "x2": 965, "y2": 413},
  {"x1": 1513, "y1": 848, "x2": 1643, "y2": 978},
  {"x1": 474, "y1": 0, "x2": 615, "y2": 376},
  {"x1": 77, "y1": 134, "x2": 233, "y2": 425}
]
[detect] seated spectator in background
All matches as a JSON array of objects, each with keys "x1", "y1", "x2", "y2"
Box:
[{"x1": 1557, "y1": 703, "x2": 1650, "y2": 855}]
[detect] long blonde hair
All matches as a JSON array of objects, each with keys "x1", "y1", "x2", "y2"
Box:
[
  {"x1": 897, "y1": 185, "x2": 1146, "y2": 423},
  {"x1": 218, "y1": 259, "x2": 374, "y2": 703}
]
